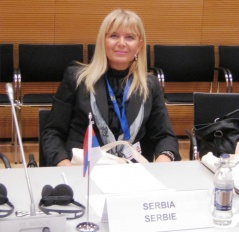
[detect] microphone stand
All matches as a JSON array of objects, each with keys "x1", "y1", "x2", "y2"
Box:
[
  {"x1": 6, "y1": 83, "x2": 36, "y2": 216},
  {"x1": 2, "y1": 83, "x2": 66, "y2": 232}
]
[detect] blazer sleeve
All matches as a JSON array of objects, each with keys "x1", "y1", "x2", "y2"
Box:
[
  {"x1": 41, "y1": 64, "x2": 78, "y2": 166},
  {"x1": 143, "y1": 74, "x2": 181, "y2": 161}
]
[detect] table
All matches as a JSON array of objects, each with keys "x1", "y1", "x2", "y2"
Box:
[{"x1": 0, "y1": 161, "x2": 238, "y2": 231}]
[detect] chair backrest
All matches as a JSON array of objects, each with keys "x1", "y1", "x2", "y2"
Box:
[
  {"x1": 0, "y1": 44, "x2": 14, "y2": 104},
  {"x1": 0, "y1": 44, "x2": 14, "y2": 82},
  {"x1": 39, "y1": 109, "x2": 51, "y2": 167},
  {"x1": 194, "y1": 92, "x2": 239, "y2": 125},
  {"x1": 19, "y1": 44, "x2": 83, "y2": 82},
  {"x1": 218, "y1": 45, "x2": 239, "y2": 82},
  {"x1": 153, "y1": 45, "x2": 215, "y2": 104},
  {"x1": 154, "y1": 45, "x2": 215, "y2": 82},
  {"x1": 18, "y1": 44, "x2": 83, "y2": 105},
  {"x1": 87, "y1": 44, "x2": 151, "y2": 71},
  {"x1": 218, "y1": 45, "x2": 239, "y2": 92}
]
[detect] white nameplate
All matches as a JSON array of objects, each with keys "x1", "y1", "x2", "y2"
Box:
[{"x1": 104, "y1": 189, "x2": 213, "y2": 232}]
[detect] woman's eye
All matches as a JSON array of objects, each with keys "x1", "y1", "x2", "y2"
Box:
[
  {"x1": 110, "y1": 34, "x2": 118, "y2": 38},
  {"x1": 126, "y1": 35, "x2": 135, "y2": 40}
]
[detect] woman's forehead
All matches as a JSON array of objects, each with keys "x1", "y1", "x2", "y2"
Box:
[{"x1": 108, "y1": 23, "x2": 139, "y2": 35}]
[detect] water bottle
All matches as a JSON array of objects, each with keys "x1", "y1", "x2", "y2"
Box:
[{"x1": 212, "y1": 153, "x2": 234, "y2": 226}]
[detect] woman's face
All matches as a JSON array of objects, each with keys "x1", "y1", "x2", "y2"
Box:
[{"x1": 105, "y1": 26, "x2": 143, "y2": 70}]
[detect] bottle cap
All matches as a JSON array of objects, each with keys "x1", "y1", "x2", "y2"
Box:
[{"x1": 220, "y1": 153, "x2": 230, "y2": 159}]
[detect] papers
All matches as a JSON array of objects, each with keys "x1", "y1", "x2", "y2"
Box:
[
  {"x1": 201, "y1": 152, "x2": 239, "y2": 193},
  {"x1": 90, "y1": 163, "x2": 166, "y2": 194}
]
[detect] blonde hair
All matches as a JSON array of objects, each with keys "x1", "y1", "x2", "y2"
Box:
[{"x1": 76, "y1": 9, "x2": 148, "y2": 101}]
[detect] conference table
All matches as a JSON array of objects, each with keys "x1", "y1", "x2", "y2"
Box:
[{"x1": 0, "y1": 161, "x2": 239, "y2": 232}]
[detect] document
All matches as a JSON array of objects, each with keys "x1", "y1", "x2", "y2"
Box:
[{"x1": 90, "y1": 163, "x2": 166, "y2": 194}]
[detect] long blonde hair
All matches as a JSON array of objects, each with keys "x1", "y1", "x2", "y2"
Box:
[{"x1": 76, "y1": 9, "x2": 148, "y2": 101}]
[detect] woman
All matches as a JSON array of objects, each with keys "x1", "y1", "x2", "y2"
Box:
[{"x1": 42, "y1": 9, "x2": 181, "y2": 166}]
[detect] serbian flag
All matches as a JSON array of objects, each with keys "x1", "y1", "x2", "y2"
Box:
[{"x1": 83, "y1": 120, "x2": 102, "y2": 177}]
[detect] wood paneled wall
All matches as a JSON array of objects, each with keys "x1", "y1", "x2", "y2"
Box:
[{"x1": 1, "y1": 0, "x2": 239, "y2": 139}]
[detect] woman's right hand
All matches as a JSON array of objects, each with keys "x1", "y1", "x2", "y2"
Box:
[{"x1": 57, "y1": 159, "x2": 72, "y2": 166}]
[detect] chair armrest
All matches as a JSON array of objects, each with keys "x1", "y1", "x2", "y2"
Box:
[
  {"x1": 0, "y1": 152, "x2": 11, "y2": 169},
  {"x1": 185, "y1": 129, "x2": 199, "y2": 160},
  {"x1": 149, "y1": 67, "x2": 161, "y2": 82},
  {"x1": 150, "y1": 67, "x2": 165, "y2": 93},
  {"x1": 225, "y1": 68, "x2": 233, "y2": 92},
  {"x1": 215, "y1": 67, "x2": 230, "y2": 92}
]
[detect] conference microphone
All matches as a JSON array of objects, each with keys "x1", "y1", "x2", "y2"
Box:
[
  {"x1": 6, "y1": 83, "x2": 36, "y2": 216},
  {"x1": 27, "y1": 154, "x2": 38, "y2": 168},
  {"x1": 2, "y1": 83, "x2": 66, "y2": 232}
]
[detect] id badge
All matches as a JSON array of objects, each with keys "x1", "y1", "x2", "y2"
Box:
[{"x1": 122, "y1": 141, "x2": 141, "y2": 161}]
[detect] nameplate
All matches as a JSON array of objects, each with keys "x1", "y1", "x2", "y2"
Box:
[{"x1": 104, "y1": 189, "x2": 213, "y2": 232}]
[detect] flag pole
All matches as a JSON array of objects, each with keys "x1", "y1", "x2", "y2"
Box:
[{"x1": 76, "y1": 113, "x2": 99, "y2": 232}]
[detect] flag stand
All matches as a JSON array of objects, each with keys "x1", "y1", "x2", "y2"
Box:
[
  {"x1": 76, "y1": 161, "x2": 99, "y2": 232},
  {"x1": 76, "y1": 113, "x2": 99, "y2": 232}
]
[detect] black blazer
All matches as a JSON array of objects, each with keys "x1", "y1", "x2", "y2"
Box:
[{"x1": 42, "y1": 64, "x2": 181, "y2": 166}]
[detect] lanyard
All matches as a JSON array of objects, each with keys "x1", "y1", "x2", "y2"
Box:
[{"x1": 105, "y1": 75, "x2": 132, "y2": 141}]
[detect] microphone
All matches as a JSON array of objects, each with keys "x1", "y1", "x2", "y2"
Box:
[
  {"x1": 27, "y1": 154, "x2": 38, "y2": 168},
  {"x1": 2, "y1": 83, "x2": 66, "y2": 231}
]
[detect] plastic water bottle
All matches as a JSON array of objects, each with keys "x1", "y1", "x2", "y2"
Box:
[{"x1": 212, "y1": 153, "x2": 234, "y2": 226}]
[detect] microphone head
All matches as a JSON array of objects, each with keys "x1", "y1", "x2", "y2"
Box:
[{"x1": 5, "y1": 83, "x2": 14, "y2": 102}]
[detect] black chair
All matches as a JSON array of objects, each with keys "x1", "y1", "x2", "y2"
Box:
[
  {"x1": 38, "y1": 109, "x2": 51, "y2": 167},
  {"x1": 0, "y1": 44, "x2": 15, "y2": 147},
  {"x1": 87, "y1": 44, "x2": 152, "y2": 71},
  {"x1": 19, "y1": 107, "x2": 49, "y2": 167},
  {"x1": 153, "y1": 45, "x2": 215, "y2": 104},
  {"x1": 188, "y1": 92, "x2": 239, "y2": 160},
  {"x1": 217, "y1": 45, "x2": 239, "y2": 93},
  {"x1": 18, "y1": 44, "x2": 84, "y2": 106},
  {"x1": 0, "y1": 44, "x2": 14, "y2": 105}
]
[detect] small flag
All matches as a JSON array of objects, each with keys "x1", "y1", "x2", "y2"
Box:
[{"x1": 83, "y1": 115, "x2": 102, "y2": 177}]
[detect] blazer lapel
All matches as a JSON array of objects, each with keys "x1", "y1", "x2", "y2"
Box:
[
  {"x1": 94, "y1": 77, "x2": 109, "y2": 123},
  {"x1": 126, "y1": 90, "x2": 143, "y2": 126}
]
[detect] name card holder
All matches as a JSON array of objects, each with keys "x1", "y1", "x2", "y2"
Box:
[{"x1": 103, "y1": 189, "x2": 214, "y2": 232}]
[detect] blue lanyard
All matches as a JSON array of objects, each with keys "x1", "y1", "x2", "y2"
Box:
[{"x1": 105, "y1": 75, "x2": 132, "y2": 141}]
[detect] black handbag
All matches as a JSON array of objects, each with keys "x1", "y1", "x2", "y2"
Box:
[{"x1": 193, "y1": 109, "x2": 239, "y2": 158}]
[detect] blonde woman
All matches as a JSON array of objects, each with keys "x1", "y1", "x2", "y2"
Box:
[{"x1": 42, "y1": 9, "x2": 181, "y2": 166}]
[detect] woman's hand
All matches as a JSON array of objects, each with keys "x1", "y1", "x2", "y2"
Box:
[
  {"x1": 57, "y1": 159, "x2": 72, "y2": 166},
  {"x1": 155, "y1": 154, "x2": 172, "y2": 162}
]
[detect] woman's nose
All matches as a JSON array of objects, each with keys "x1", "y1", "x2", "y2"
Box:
[{"x1": 118, "y1": 36, "x2": 126, "y2": 45}]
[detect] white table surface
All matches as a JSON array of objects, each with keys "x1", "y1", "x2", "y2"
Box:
[{"x1": 0, "y1": 161, "x2": 238, "y2": 232}]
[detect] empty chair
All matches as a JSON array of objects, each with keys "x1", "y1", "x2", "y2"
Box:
[
  {"x1": 188, "y1": 92, "x2": 239, "y2": 160},
  {"x1": 0, "y1": 44, "x2": 14, "y2": 105},
  {"x1": 217, "y1": 45, "x2": 239, "y2": 93},
  {"x1": 153, "y1": 45, "x2": 215, "y2": 104},
  {"x1": 18, "y1": 44, "x2": 84, "y2": 106},
  {"x1": 0, "y1": 44, "x2": 15, "y2": 145}
]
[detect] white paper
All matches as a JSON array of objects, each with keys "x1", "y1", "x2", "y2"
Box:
[{"x1": 90, "y1": 163, "x2": 166, "y2": 194}]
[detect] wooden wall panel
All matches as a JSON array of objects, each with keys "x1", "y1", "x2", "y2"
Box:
[{"x1": 1, "y1": 0, "x2": 239, "y2": 139}]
